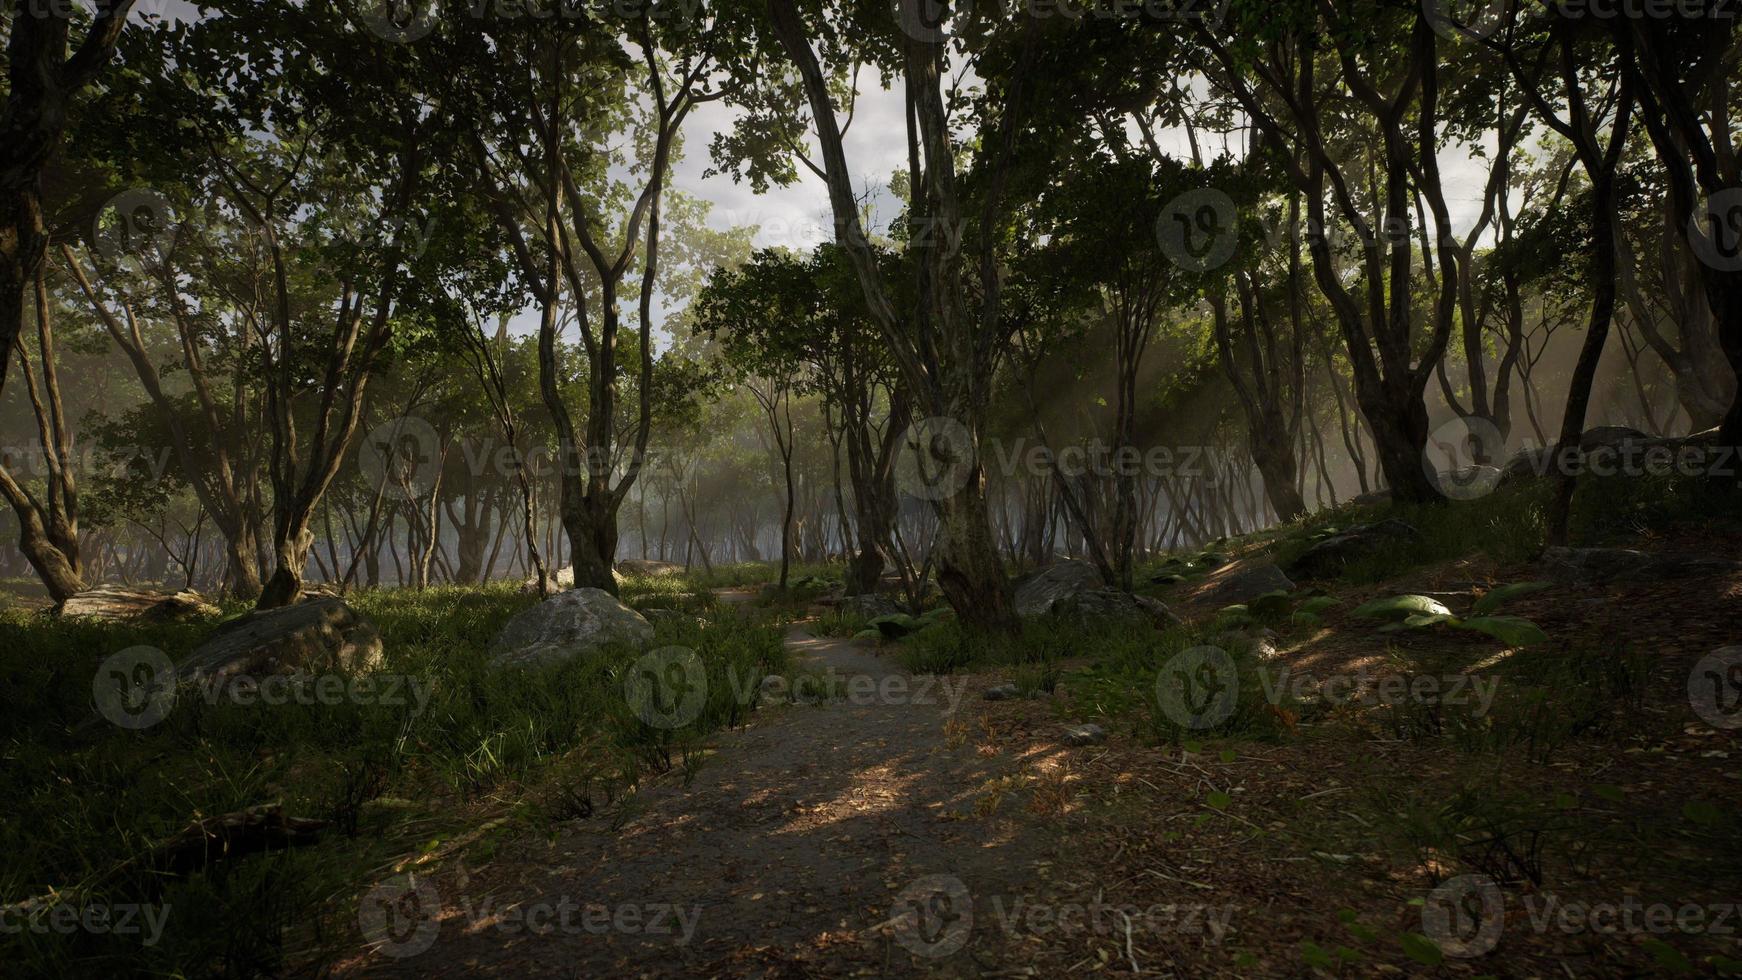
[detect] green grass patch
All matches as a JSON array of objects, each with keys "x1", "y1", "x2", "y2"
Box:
[{"x1": 0, "y1": 584, "x2": 786, "y2": 976}]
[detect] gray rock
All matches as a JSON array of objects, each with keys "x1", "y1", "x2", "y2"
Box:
[
  {"x1": 1431, "y1": 464, "x2": 1502, "y2": 497},
  {"x1": 1015, "y1": 560, "x2": 1180, "y2": 631},
  {"x1": 1351, "y1": 488, "x2": 1393, "y2": 506},
  {"x1": 1499, "y1": 448, "x2": 1553, "y2": 486},
  {"x1": 983, "y1": 683, "x2": 1019, "y2": 701},
  {"x1": 60, "y1": 587, "x2": 218, "y2": 624},
  {"x1": 614, "y1": 559, "x2": 685, "y2": 578},
  {"x1": 1539, "y1": 546, "x2": 1742, "y2": 585},
  {"x1": 1064, "y1": 723, "x2": 1107, "y2": 746},
  {"x1": 1500, "y1": 427, "x2": 1656, "y2": 488},
  {"x1": 1580, "y1": 425, "x2": 1650, "y2": 450},
  {"x1": 839, "y1": 593, "x2": 902, "y2": 620},
  {"x1": 1013, "y1": 560, "x2": 1105, "y2": 618},
  {"x1": 1052, "y1": 589, "x2": 1183, "y2": 631},
  {"x1": 1206, "y1": 564, "x2": 1295, "y2": 606},
  {"x1": 519, "y1": 566, "x2": 575, "y2": 595},
  {"x1": 178, "y1": 597, "x2": 381, "y2": 684},
  {"x1": 488, "y1": 588, "x2": 653, "y2": 669},
  {"x1": 1287, "y1": 520, "x2": 1419, "y2": 579}
]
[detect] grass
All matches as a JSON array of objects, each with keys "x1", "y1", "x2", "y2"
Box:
[{"x1": 0, "y1": 581, "x2": 787, "y2": 977}]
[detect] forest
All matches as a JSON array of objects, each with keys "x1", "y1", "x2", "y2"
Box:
[{"x1": 1, "y1": 0, "x2": 1739, "y2": 976}]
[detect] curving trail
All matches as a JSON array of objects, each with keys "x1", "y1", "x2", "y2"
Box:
[{"x1": 343, "y1": 600, "x2": 1053, "y2": 978}]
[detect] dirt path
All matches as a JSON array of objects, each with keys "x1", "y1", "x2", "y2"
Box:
[{"x1": 344, "y1": 612, "x2": 1054, "y2": 977}]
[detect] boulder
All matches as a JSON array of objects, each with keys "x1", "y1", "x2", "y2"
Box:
[
  {"x1": 1064, "y1": 723, "x2": 1107, "y2": 746},
  {"x1": 1499, "y1": 447, "x2": 1553, "y2": 486},
  {"x1": 178, "y1": 597, "x2": 382, "y2": 684},
  {"x1": 1580, "y1": 425, "x2": 1650, "y2": 450},
  {"x1": 1052, "y1": 589, "x2": 1183, "y2": 631},
  {"x1": 1013, "y1": 560, "x2": 1104, "y2": 618},
  {"x1": 983, "y1": 683, "x2": 1019, "y2": 701},
  {"x1": 1500, "y1": 427, "x2": 1659, "y2": 488},
  {"x1": 839, "y1": 593, "x2": 902, "y2": 620},
  {"x1": 489, "y1": 588, "x2": 653, "y2": 669},
  {"x1": 1286, "y1": 520, "x2": 1419, "y2": 579},
  {"x1": 1206, "y1": 564, "x2": 1295, "y2": 606},
  {"x1": 1539, "y1": 546, "x2": 1742, "y2": 585},
  {"x1": 1430, "y1": 464, "x2": 1502, "y2": 498},
  {"x1": 520, "y1": 566, "x2": 575, "y2": 596},
  {"x1": 1350, "y1": 488, "x2": 1393, "y2": 506},
  {"x1": 59, "y1": 587, "x2": 218, "y2": 624},
  {"x1": 614, "y1": 559, "x2": 684, "y2": 578},
  {"x1": 1016, "y1": 560, "x2": 1180, "y2": 631}
]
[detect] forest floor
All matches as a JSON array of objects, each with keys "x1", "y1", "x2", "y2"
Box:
[
  {"x1": 334, "y1": 545, "x2": 1742, "y2": 978},
  {"x1": 334, "y1": 621, "x2": 1063, "y2": 977},
  {"x1": 7, "y1": 478, "x2": 1740, "y2": 977}
]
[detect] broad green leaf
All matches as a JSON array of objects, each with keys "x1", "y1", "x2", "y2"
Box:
[
  {"x1": 1399, "y1": 933, "x2": 1444, "y2": 967},
  {"x1": 1250, "y1": 590, "x2": 1293, "y2": 619},
  {"x1": 1457, "y1": 615, "x2": 1549, "y2": 647},
  {"x1": 1402, "y1": 612, "x2": 1458, "y2": 628},
  {"x1": 1682, "y1": 800, "x2": 1721, "y2": 826},
  {"x1": 1353, "y1": 595, "x2": 1453, "y2": 620},
  {"x1": 1643, "y1": 939, "x2": 1695, "y2": 974},
  {"x1": 1472, "y1": 580, "x2": 1553, "y2": 615}
]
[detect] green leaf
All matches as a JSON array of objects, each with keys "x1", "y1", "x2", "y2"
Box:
[
  {"x1": 1472, "y1": 581, "x2": 1553, "y2": 615},
  {"x1": 1250, "y1": 590, "x2": 1293, "y2": 620},
  {"x1": 1682, "y1": 800, "x2": 1721, "y2": 826},
  {"x1": 1353, "y1": 595, "x2": 1453, "y2": 620},
  {"x1": 1399, "y1": 933, "x2": 1444, "y2": 967},
  {"x1": 1643, "y1": 939, "x2": 1695, "y2": 974},
  {"x1": 1218, "y1": 749, "x2": 1237, "y2": 763},
  {"x1": 1296, "y1": 595, "x2": 1340, "y2": 615},
  {"x1": 1402, "y1": 612, "x2": 1458, "y2": 628},
  {"x1": 1709, "y1": 954, "x2": 1742, "y2": 975},
  {"x1": 1594, "y1": 784, "x2": 1626, "y2": 803},
  {"x1": 1457, "y1": 615, "x2": 1549, "y2": 647},
  {"x1": 1300, "y1": 942, "x2": 1334, "y2": 969},
  {"x1": 1206, "y1": 790, "x2": 1233, "y2": 809}
]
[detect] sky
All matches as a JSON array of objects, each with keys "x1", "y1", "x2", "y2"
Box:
[{"x1": 122, "y1": 0, "x2": 1503, "y2": 342}]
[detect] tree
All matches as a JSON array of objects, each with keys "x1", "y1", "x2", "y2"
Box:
[
  {"x1": 745, "y1": 0, "x2": 1048, "y2": 631},
  {"x1": 0, "y1": 0, "x2": 136, "y2": 397}
]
